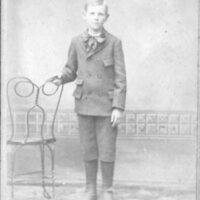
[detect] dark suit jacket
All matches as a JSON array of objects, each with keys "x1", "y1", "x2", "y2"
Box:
[{"x1": 61, "y1": 29, "x2": 127, "y2": 116}]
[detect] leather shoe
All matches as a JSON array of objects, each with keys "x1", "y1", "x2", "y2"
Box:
[
  {"x1": 102, "y1": 188, "x2": 114, "y2": 200},
  {"x1": 84, "y1": 189, "x2": 97, "y2": 200}
]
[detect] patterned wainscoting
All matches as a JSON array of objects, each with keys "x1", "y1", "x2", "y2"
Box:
[{"x1": 7, "y1": 109, "x2": 197, "y2": 140}]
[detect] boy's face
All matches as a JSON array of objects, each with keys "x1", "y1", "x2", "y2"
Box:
[{"x1": 84, "y1": 4, "x2": 109, "y2": 32}]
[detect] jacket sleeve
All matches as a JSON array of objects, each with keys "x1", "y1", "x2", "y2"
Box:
[
  {"x1": 61, "y1": 38, "x2": 78, "y2": 84},
  {"x1": 112, "y1": 39, "x2": 127, "y2": 110}
]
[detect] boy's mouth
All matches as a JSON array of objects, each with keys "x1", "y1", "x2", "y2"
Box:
[{"x1": 93, "y1": 22, "x2": 101, "y2": 26}]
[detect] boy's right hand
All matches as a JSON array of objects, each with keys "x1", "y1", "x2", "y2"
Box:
[{"x1": 48, "y1": 76, "x2": 63, "y2": 86}]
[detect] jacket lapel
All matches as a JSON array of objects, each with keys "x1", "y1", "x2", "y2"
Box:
[{"x1": 78, "y1": 37, "x2": 87, "y2": 56}]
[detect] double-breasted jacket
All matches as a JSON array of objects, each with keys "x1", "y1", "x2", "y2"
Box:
[{"x1": 61, "y1": 29, "x2": 127, "y2": 116}]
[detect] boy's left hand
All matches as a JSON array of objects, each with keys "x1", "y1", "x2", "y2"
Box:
[{"x1": 111, "y1": 108, "x2": 123, "y2": 127}]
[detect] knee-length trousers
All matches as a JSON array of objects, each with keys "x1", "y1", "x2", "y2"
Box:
[{"x1": 77, "y1": 115, "x2": 118, "y2": 162}]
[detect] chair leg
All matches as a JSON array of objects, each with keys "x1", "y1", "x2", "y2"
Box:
[
  {"x1": 47, "y1": 143, "x2": 55, "y2": 199},
  {"x1": 10, "y1": 145, "x2": 23, "y2": 200},
  {"x1": 10, "y1": 150, "x2": 15, "y2": 200},
  {"x1": 39, "y1": 144, "x2": 51, "y2": 199}
]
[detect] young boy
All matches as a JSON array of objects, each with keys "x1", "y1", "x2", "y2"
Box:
[{"x1": 52, "y1": 0, "x2": 126, "y2": 199}]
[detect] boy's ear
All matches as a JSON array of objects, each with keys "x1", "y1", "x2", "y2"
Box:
[
  {"x1": 82, "y1": 11, "x2": 87, "y2": 20},
  {"x1": 105, "y1": 13, "x2": 110, "y2": 21}
]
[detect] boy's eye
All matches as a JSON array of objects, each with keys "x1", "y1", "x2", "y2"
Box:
[{"x1": 89, "y1": 12, "x2": 95, "y2": 15}]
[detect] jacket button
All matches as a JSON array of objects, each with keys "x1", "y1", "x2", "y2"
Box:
[
  {"x1": 97, "y1": 74, "x2": 102, "y2": 79},
  {"x1": 97, "y1": 92, "x2": 103, "y2": 97},
  {"x1": 87, "y1": 72, "x2": 92, "y2": 78}
]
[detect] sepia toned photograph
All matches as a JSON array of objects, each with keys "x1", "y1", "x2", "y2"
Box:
[{"x1": 1, "y1": 0, "x2": 200, "y2": 200}]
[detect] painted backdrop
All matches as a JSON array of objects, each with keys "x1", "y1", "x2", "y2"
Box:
[{"x1": 3, "y1": 0, "x2": 198, "y2": 111}]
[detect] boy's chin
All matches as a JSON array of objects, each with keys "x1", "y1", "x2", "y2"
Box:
[{"x1": 89, "y1": 26, "x2": 103, "y2": 32}]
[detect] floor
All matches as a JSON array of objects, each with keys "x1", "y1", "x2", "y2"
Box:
[{"x1": 7, "y1": 184, "x2": 195, "y2": 200}]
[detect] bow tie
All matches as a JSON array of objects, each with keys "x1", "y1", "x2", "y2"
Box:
[{"x1": 82, "y1": 31, "x2": 106, "y2": 53}]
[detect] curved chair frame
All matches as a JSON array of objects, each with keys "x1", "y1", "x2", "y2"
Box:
[{"x1": 7, "y1": 77, "x2": 63, "y2": 199}]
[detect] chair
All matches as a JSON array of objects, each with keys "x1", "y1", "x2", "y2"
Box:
[{"x1": 7, "y1": 77, "x2": 63, "y2": 199}]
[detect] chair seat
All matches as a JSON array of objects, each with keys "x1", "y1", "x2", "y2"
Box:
[{"x1": 7, "y1": 137, "x2": 56, "y2": 145}]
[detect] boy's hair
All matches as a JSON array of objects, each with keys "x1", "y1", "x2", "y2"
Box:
[{"x1": 84, "y1": 0, "x2": 109, "y2": 14}]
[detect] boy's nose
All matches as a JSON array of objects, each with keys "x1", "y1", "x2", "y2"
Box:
[{"x1": 94, "y1": 15, "x2": 99, "y2": 20}]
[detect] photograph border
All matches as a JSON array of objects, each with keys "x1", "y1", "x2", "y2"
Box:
[
  {"x1": 1, "y1": 0, "x2": 200, "y2": 200},
  {"x1": 196, "y1": 0, "x2": 200, "y2": 199}
]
